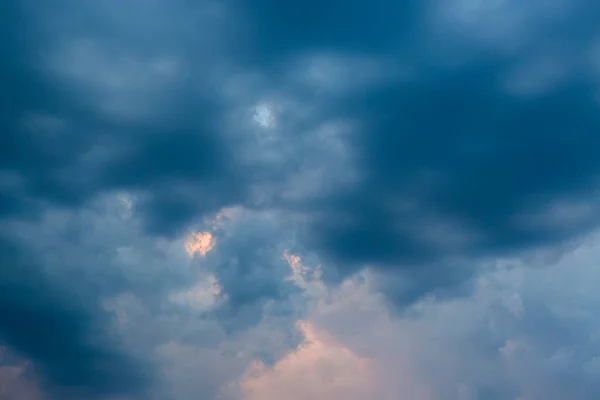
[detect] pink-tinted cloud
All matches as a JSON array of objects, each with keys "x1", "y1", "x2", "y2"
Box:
[
  {"x1": 240, "y1": 320, "x2": 430, "y2": 400},
  {"x1": 0, "y1": 364, "x2": 44, "y2": 400}
]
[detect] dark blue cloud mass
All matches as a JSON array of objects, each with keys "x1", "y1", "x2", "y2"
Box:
[
  {"x1": 3, "y1": 0, "x2": 600, "y2": 398},
  {"x1": 310, "y1": 68, "x2": 600, "y2": 274},
  {"x1": 232, "y1": 0, "x2": 600, "y2": 301},
  {"x1": 0, "y1": 0, "x2": 237, "y2": 397},
  {"x1": 0, "y1": 237, "x2": 152, "y2": 399}
]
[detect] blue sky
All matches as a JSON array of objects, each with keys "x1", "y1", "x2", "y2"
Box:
[{"x1": 2, "y1": 0, "x2": 600, "y2": 399}]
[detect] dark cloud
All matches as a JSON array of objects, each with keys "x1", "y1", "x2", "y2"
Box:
[
  {"x1": 218, "y1": 1, "x2": 600, "y2": 303},
  {"x1": 230, "y1": 0, "x2": 420, "y2": 61},
  {"x1": 1, "y1": 0, "x2": 243, "y2": 229},
  {"x1": 270, "y1": 1, "x2": 600, "y2": 302},
  {"x1": 0, "y1": 0, "x2": 240, "y2": 397},
  {"x1": 309, "y1": 67, "x2": 600, "y2": 278},
  {"x1": 0, "y1": 237, "x2": 152, "y2": 399},
  {"x1": 4, "y1": 0, "x2": 600, "y2": 398},
  {"x1": 202, "y1": 213, "x2": 303, "y2": 331}
]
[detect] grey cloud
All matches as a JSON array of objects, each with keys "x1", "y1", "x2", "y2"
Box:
[
  {"x1": 201, "y1": 212, "x2": 304, "y2": 332},
  {"x1": 0, "y1": 237, "x2": 152, "y2": 400},
  {"x1": 3, "y1": 0, "x2": 244, "y2": 230},
  {"x1": 1, "y1": 1, "x2": 247, "y2": 394},
  {"x1": 264, "y1": 0, "x2": 600, "y2": 302},
  {"x1": 205, "y1": 0, "x2": 600, "y2": 305},
  {"x1": 301, "y1": 238, "x2": 600, "y2": 399},
  {"x1": 2, "y1": 194, "x2": 304, "y2": 399},
  {"x1": 5, "y1": 0, "x2": 600, "y2": 398}
]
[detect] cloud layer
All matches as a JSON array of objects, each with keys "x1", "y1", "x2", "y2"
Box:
[{"x1": 3, "y1": 0, "x2": 600, "y2": 399}]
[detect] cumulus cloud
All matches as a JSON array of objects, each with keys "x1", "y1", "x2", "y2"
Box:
[
  {"x1": 237, "y1": 236, "x2": 600, "y2": 399},
  {"x1": 3, "y1": 0, "x2": 600, "y2": 398}
]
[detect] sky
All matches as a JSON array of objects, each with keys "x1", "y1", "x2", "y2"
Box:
[{"x1": 2, "y1": 0, "x2": 600, "y2": 399}]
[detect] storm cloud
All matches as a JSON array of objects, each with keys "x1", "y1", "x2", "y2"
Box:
[{"x1": 3, "y1": 0, "x2": 600, "y2": 398}]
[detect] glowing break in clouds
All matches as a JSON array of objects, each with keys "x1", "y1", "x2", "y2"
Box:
[
  {"x1": 282, "y1": 250, "x2": 325, "y2": 297},
  {"x1": 282, "y1": 250, "x2": 308, "y2": 284},
  {"x1": 185, "y1": 231, "x2": 215, "y2": 257}
]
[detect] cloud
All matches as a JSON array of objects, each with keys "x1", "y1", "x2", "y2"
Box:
[
  {"x1": 184, "y1": 232, "x2": 216, "y2": 257},
  {"x1": 0, "y1": 192, "x2": 306, "y2": 399},
  {"x1": 0, "y1": 347, "x2": 44, "y2": 400},
  {"x1": 0, "y1": 236, "x2": 151, "y2": 399},
  {"x1": 0, "y1": 1, "x2": 247, "y2": 393},
  {"x1": 237, "y1": 234, "x2": 600, "y2": 399},
  {"x1": 287, "y1": 1, "x2": 600, "y2": 300},
  {"x1": 239, "y1": 321, "x2": 385, "y2": 400},
  {"x1": 3, "y1": 0, "x2": 600, "y2": 398},
  {"x1": 2, "y1": 0, "x2": 244, "y2": 232}
]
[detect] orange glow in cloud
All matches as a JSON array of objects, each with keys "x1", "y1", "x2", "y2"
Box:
[
  {"x1": 240, "y1": 321, "x2": 380, "y2": 400},
  {"x1": 184, "y1": 231, "x2": 215, "y2": 257},
  {"x1": 282, "y1": 250, "x2": 323, "y2": 290},
  {"x1": 282, "y1": 250, "x2": 307, "y2": 283}
]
